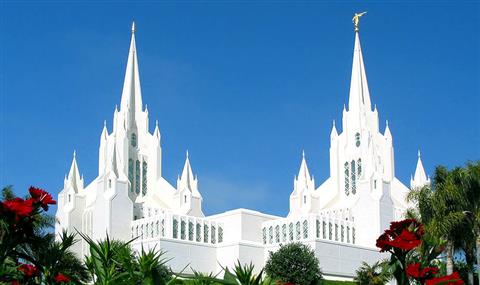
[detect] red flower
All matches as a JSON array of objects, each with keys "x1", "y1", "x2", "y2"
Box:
[
  {"x1": 11, "y1": 281, "x2": 20, "y2": 285},
  {"x1": 406, "y1": 263, "x2": 439, "y2": 279},
  {"x1": 29, "y1": 186, "x2": 56, "y2": 210},
  {"x1": 376, "y1": 219, "x2": 423, "y2": 252},
  {"x1": 425, "y1": 272, "x2": 464, "y2": 285},
  {"x1": 2, "y1": 198, "x2": 34, "y2": 219},
  {"x1": 54, "y1": 273, "x2": 70, "y2": 283},
  {"x1": 19, "y1": 263, "x2": 39, "y2": 277}
]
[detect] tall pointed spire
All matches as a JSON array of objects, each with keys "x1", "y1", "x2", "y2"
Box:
[
  {"x1": 410, "y1": 150, "x2": 430, "y2": 189},
  {"x1": 65, "y1": 151, "x2": 84, "y2": 192},
  {"x1": 119, "y1": 21, "x2": 143, "y2": 128},
  {"x1": 348, "y1": 25, "x2": 372, "y2": 114},
  {"x1": 177, "y1": 151, "x2": 199, "y2": 196},
  {"x1": 294, "y1": 151, "x2": 315, "y2": 193}
]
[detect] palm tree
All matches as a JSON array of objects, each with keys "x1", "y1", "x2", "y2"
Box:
[{"x1": 354, "y1": 261, "x2": 391, "y2": 285}]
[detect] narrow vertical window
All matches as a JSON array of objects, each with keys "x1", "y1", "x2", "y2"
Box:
[
  {"x1": 344, "y1": 162, "x2": 350, "y2": 195},
  {"x1": 135, "y1": 160, "x2": 140, "y2": 194},
  {"x1": 351, "y1": 160, "x2": 357, "y2": 195},
  {"x1": 357, "y1": 158, "x2": 362, "y2": 177},
  {"x1": 142, "y1": 161, "x2": 147, "y2": 195},
  {"x1": 131, "y1": 133, "x2": 137, "y2": 147},
  {"x1": 355, "y1": 132, "x2": 360, "y2": 147},
  {"x1": 303, "y1": 195, "x2": 306, "y2": 204},
  {"x1": 68, "y1": 194, "x2": 71, "y2": 202},
  {"x1": 128, "y1": 159, "x2": 134, "y2": 192}
]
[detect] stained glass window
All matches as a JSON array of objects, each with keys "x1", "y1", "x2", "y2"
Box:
[
  {"x1": 335, "y1": 224, "x2": 339, "y2": 241},
  {"x1": 142, "y1": 161, "x2": 147, "y2": 195},
  {"x1": 135, "y1": 160, "x2": 140, "y2": 194},
  {"x1": 296, "y1": 221, "x2": 301, "y2": 240},
  {"x1": 289, "y1": 223, "x2": 294, "y2": 241},
  {"x1": 173, "y1": 219, "x2": 178, "y2": 239},
  {"x1": 323, "y1": 221, "x2": 327, "y2": 239},
  {"x1": 211, "y1": 225, "x2": 216, "y2": 244},
  {"x1": 344, "y1": 162, "x2": 350, "y2": 195},
  {"x1": 262, "y1": 228, "x2": 266, "y2": 244},
  {"x1": 357, "y1": 158, "x2": 362, "y2": 177},
  {"x1": 282, "y1": 224, "x2": 287, "y2": 242},
  {"x1": 347, "y1": 226, "x2": 350, "y2": 243},
  {"x1": 341, "y1": 225, "x2": 344, "y2": 242},
  {"x1": 269, "y1": 226, "x2": 273, "y2": 244},
  {"x1": 351, "y1": 160, "x2": 357, "y2": 195},
  {"x1": 196, "y1": 223, "x2": 202, "y2": 242},
  {"x1": 181, "y1": 220, "x2": 186, "y2": 240},
  {"x1": 275, "y1": 225, "x2": 280, "y2": 243},
  {"x1": 303, "y1": 220, "x2": 308, "y2": 239},
  {"x1": 131, "y1": 133, "x2": 137, "y2": 147},
  {"x1": 329, "y1": 222, "x2": 332, "y2": 240},
  {"x1": 355, "y1": 132, "x2": 360, "y2": 147},
  {"x1": 128, "y1": 159, "x2": 134, "y2": 192},
  {"x1": 204, "y1": 224, "x2": 209, "y2": 244},
  {"x1": 316, "y1": 220, "x2": 320, "y2": 238},
  {"x1": 188, "y1": 221, "x2": 194, "y2": 241},
  {"x1": 218, "y1": 227, "x2": 223, "y2": 243}
]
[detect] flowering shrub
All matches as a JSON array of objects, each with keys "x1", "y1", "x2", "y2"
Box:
[
  {"x1": 0, "y1": 186, "x2": 79, "y2": 284},
  {"x1": 376, "y1": 219, "x2": 464, "y2": 285}
]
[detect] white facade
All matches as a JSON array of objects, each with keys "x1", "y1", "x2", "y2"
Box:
[{"x1": 55, "y1": 23, "x2": 429, "y2": 280}]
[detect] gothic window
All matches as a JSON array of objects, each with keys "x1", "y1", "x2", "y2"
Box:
[
  {"x1": 155, "y1": 221, "x2": 159, "y2": 237},
  {"x1": 188, "y1": 221, "x2": 194, "y2": 241},
  {"x1": 335, "y1": 224, "x2": 339, "y2": 241},
  {"x1": 135, "y1": 160, "x2": 140, "y2": 194},
  {"x1": 128, "y1": 159, "x2": 134, "y2": 192},
  {"x1": 108, "y1": 179, "x2": 112, "y2": 189},
  {"x1": 303, "y1": 195, "x2": 306, "y2": 204},
  {"x1": 173, "y1": 218, "x2": 178, "y2": 239},
  {"x1": 211, "y1": 225, "x2": 216, "y2": 244},
  {"x1": 142, "y1": 161, "x2": 147, "y2": 195},
  {"x1": 204, "y1": 224, "x2": 209, "y2": 243},
  {"x1": 347, "y1": 226, "x2": 350, "y2": 243},
  {"x1": 351, "y1": 160, "x2": 357, "y2": 195},
  {"x1": 275, "y1": 225, "x2": 280, "y2": 243},
  {"x1": 218, "y1": 227, "x2": 223, "y2": 243},
  {"x1": 296, "y1": 221, "x2": 301, "y2": 240},
  {"x1": 374, "y1": 179, "x2": 377, "y2": 189},
  {"x1": 303, "y1": 220, "x2": 308, "y2": 239},
  {"x1": 262, "y1": 228, "x2": 266, "y2": 244},
  {"x1": 180, "y1": 220, "x2": 186, "y2": 240},
  {"x1": 196, "y1": 223, "x2": 201, "y2": 242},
  {"x1": 282, "y1": 224, "x2": 287, "y2": 242},
  {"x1": 161, "y1": 219, "x2": 165, "y2": 236},
  {"x1": 357, "y1": 158, "x2": 362, "y2": 177},
  {"x1": 323, "y1": 221, "x2": 327, "y2": 239},
  {"x1": 289, "y1": 223, "x2": 294, "y2": 241},
  {"x1": 341, "y1": 225, "x2": 345, "y2": 242},
  {"x1": 68, "y1": 194, "x2": 71, "y2": 203},
  {"x1": 352, "y1": 227, "x2": 356, "y2": 244},
  {"x1": 355, "y1": 132, "x2": 360, "y2": 147},
  {"x1": 329, "y1": 222, "x2": 333, "y2": 240},
  {"x1": 131, "y1": 133, "x2": 137, "y2": 147},
  {"x1": 150, "y1": 223, "x2": 154, "y2": 238},
  {"x1": 316, "y1": 220, "x2": 320, "y2": 238},
  {"x1": 344, "y1": 162, "x2": 350, "y2": 195},
  {"x1": 269, "y1": 226, "x2": 273, "y2": 244},
  {"x1": 184, "y1": 195, "x2": 187, "y2": 203}
]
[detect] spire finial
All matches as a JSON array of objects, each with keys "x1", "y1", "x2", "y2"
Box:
[
  {"x1": 386, "y1": 120, "x2": 389, "y2": 126},
  {"x1": 103, "y1": 120, "x2": 107, "y2": 127},
  {"x1": 131, "y1": 21, "x2": 136, "y2": 33},
  {"x1": 186, "y1": 150, "x2": 189, "y2": 158},
  {"x1": 352, "y1": 12, "x2": 367, "y2": 32},
  {"x1": 302, "y1": 149, "x2": 305, "y2": 158},
  {"x1": 333, "y1": 120, "x2": 336, "y2": 127},
  {"x1": 73, "y1": 150, "x2": 76, "y2": 158},
  {"x1": 418, "y1": 149, "x2": 421, "y2": 158},
  {"x1": 155, "y1": 120, "x2": 158, "y2": 127}
]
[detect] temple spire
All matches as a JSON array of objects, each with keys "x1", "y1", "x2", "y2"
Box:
[
  {"x1": 177, "y1": 151, "x2": 199, "y2": 196},
  {"x1": 294, "y1": 151, "x2": 314, "y2": 193},
  {"x1": 410, "y1": 150, "x2": 430, "y2": 189},
  {"x1": 348, "y1": 20, "x2": 372, "y2": 114},
  {"x1": 65, "y1": 151, "x2": 83, "y2": 192},
  {"x1": 119, "y1": 21, "x2": 143, "y2": 128}
]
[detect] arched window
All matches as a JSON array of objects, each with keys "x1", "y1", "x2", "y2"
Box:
[
  {"x1": 351, "y1": 160, "x2": 357, "y2": 195},
  {"x1": 355, "y1": 132, "x2": 360, "y2": 147},
  {"x1": 344, "y1": 162, "x2": 350, "y2": 195},
  {"x1": 135, "y1": 160, "x2": 140, "y2": 194},
  {"x1": 357, "y1": 158, "x2": 362, "y2": 177},
  {"x1": 131, "y1": 133, "x2": 137, "y2": 147},
  {"x1": 128, "y1": 159, "x2": 134, "y2": 192},
  {"x1": 142, "y1": 161, "x2": 147, "y2": 195}
]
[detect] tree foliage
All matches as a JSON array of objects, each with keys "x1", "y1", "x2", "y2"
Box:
[
  {"x1": 264, "y1": 242, "x2": 323, "y2": 285},
  {"x1": 354, "y1": 261, "x2": 391, "y2": 285}
]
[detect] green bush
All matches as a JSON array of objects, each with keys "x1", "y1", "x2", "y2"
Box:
[
  {"x1": 264, "y1": 242, "x2": 322, "y2": 285},
  {"x1": 321, "y1": 281, "x2": 356, "y2": 285}
]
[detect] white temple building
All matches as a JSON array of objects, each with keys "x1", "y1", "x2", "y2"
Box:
[{"x1": 55, "y1": 21, "x2": 430, "y2": 280}]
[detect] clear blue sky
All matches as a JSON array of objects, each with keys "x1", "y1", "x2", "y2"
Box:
[{"x1": 1, "y1": 2, "x2": 479, "y2": 217}]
